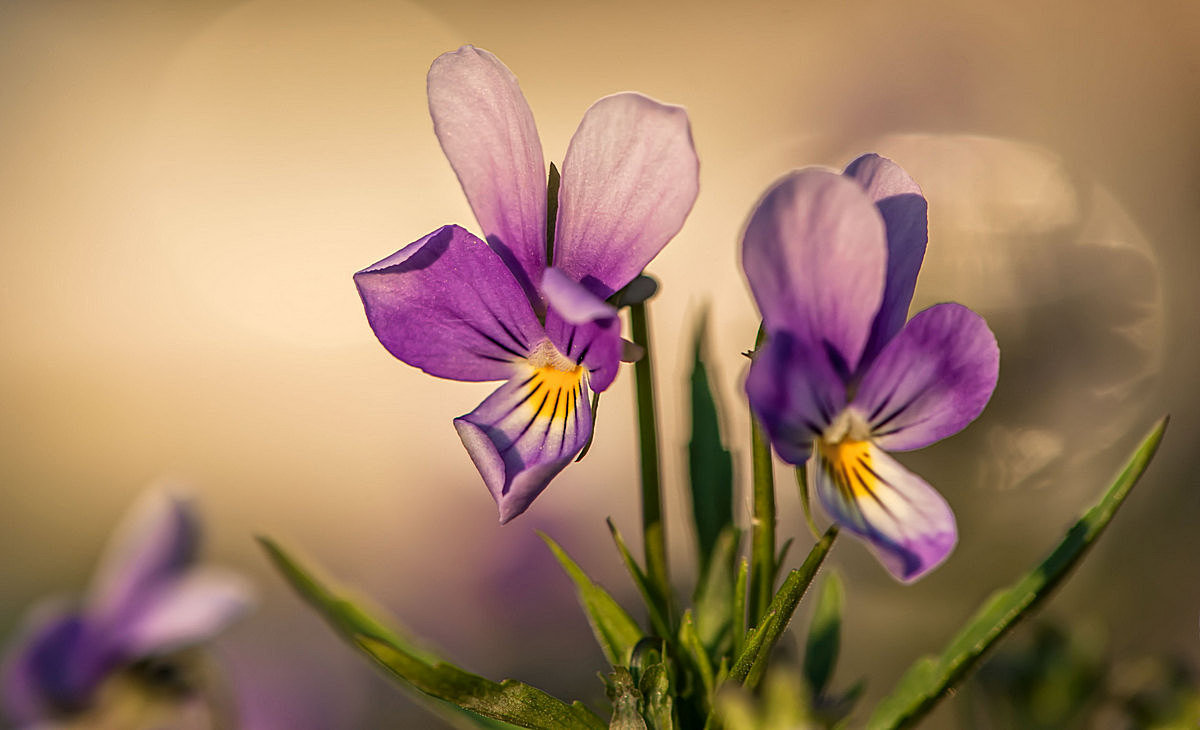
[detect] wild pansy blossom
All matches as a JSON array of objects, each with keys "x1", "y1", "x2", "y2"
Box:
[
  {"x1": 355, "y1": 46, "x2": 699, "y2": 522},
  {"x1": 743, "y1": 155, "x2": 999, "y2": 582},
  {"x1": 1, "y1": 491, "x2": 252, "y2": 726}
]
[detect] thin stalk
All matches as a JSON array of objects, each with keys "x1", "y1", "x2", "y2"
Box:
[
  {"x1": 748, "y1": 325, "x2": 776, "y2": 628},
  {"x1": 630, "y1": 299, "x2": 672, "y2": 627}
]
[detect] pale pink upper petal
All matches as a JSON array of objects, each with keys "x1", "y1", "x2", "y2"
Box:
[
  {"x1": 553, "y1": 93, "x2": 698, "y2": 296},
  {"x1": 741, "y1": 169, "x2": 887, "y2": 374},
  {"x1": 428, "y1": 46, "x2": 547, "y2": 293},
  {"x1": 86, "y1": 491, "x2": 198, "y2": 630}
]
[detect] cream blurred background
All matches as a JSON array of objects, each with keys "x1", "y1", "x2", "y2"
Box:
[{"x1": 1, "y1": 0, "x2": 1197, "y2": 727}]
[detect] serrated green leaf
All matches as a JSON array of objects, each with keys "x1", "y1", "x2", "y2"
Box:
[
  {"x1": 542, "y1": 533, "x2": 646, "y2": 668},
  {"x1": 731, "y1": 526, "x2": 838, "y2": 691},
  {"x1": 692, "y1": 528, "x2": 739, "y2": 659},
  {"x1": 607, "y1": 519, "x2": 671, "y2": 639},
  {"x1": 867, "y1": 416, "x2": 1168, "y2": 730},
  {"x1": 804, "y1": 571, "x2": 844, "y2": 697},
  {"x1": 258, "y1": 538, "x2": 604, "y2": 730},
  {"x1": 688, "y1": 312, "x2": 734, "y2": 567}
]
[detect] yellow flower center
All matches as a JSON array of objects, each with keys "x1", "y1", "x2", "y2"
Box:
[{"x1": 522, "y1": 340, "x2": 586, "y2": 422}]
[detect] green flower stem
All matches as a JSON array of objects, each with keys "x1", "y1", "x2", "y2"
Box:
[
  {"x1": 731, "y1": 525, "x2": 839, "y2": 691},
  {"x1": 748, "y1": 325, "x2": 775, "y2": 628},
  {"x1": 630, "y1": 299, "x2": 672, "y2": 628}
]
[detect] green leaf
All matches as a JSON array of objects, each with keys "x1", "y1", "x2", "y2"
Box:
[
  {"x1": 732, "y1": 558, "x2": 749, "y2": 658},
  {"x1": 258, "y1": 537, "x2": 604, "y2": 730},
  {"x1": 542, "y1": 533, "x2": 647, "y2": 668},
  {"x1": 607, "y1": 519, "x2": 671, "y2": 639},
  {"x1": 804, "y1": 571, "x2": 844, "y2": 697},
  {"x1": 867, "y1": 416, "x2": 1169, "y2": 730},
  {"x1": 687, "y1": 312, "x2": 734, "y2": 566},
  {"x1": 678, "y1": 610, "x2": 716, "y2": 703},
  {"x1": 692, "y1": 528, "x2": 740, "y2": 658},
  {"x1": 731, "y1": 526, "x2": 839, "y2": 691}
]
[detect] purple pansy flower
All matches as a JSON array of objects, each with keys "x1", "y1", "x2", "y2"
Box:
[
  {"x1": 355, "y1": 46, "x2": 699, "y2": 522},
  {"x1": 1, "y1": 490, "x2": 252, "y2": 726},
  {"x1": 743, "y1": 154, "x2": 999, "y2": 582}
]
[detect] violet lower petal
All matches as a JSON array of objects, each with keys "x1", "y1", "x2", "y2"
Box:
[
  {"x1": 744, "y1": 330, "x2": 847, "y2": 465},
  {"x1": 86, "y1": 491, "x2": 198, "y2": 633},
  {"x1": 355, "y1": 225, "x2": 544, "y2": 382},
  {"x1": 809, "y1": 441, "x2": 956, "y2": 582},
  {"x1": 553, "y1": 92, "x2": 699, "y2": 296},
  {"x1": 117, "y1": 569, "x2": 254, "y2": 657},
  {"x1": 427, "y1": 46, "x2": 547, "y2": 297},
  {"x1": 741, "y1": 169, "x2": 887, "y2": 374},
  {"x1": 1, "y1": 609, "x2": 111, "y2": 723},
  {"x1": 854, "y1": 302, "x2": 1000, "y2": 452},
  {"x1": 455, "y1": 362, "x2": 594, "y2": 523},
  {"x1": 843, "y1": 154, "x2": 929, "y2": 368}
]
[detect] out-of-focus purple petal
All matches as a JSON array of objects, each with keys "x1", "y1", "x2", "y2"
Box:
[
  {"x1": 117, "y1": 569, "x2": 253, "y2": 657},
  {"x1": 744, "y1": 330, "x2": 847, "y2": 465},
  {"x1": 455, "y1": 363, "x2": 593, "y2": 523},
  {"x1": 810, "y1": 441, "x2": 956, "y2": 582},
  {"x1": 427, "y1": 46, "x2": 547, "y2": 296},
  {"x1": 355, "y1": 225, "x2": 544, "y2": 382},
  {"x1": 2, "y1": 608, "x2": 109, "y2": 723},
  {"x1": 854, "y1": 303, "x2": 999, "y2": 452},
  {"x1": 843, "y1": 154, "x2": 929, "y2": 367},
  {"x1": 87, "y1": 491, "x2": 198, "y2": 631},
  {"x1": 553, "y1": 93, "x2": 698, "y2": 296},
  {"x1": 742, "y1": 169, "x2": 886, "y2": 374}
]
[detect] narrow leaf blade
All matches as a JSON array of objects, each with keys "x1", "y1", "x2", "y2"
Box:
[
  {"x1": 867, "y1": 417, "x2": 1168, "y2": 730},
  {"x1": 803, "y1": 571, "x2": 844, "y2": 697},
  {"x1": 542, "y1": 533, "x2": 646, "y2": 668},
  {"x1": 688, "y1": 312, "x2": 734, "y2": 565},
  {"x1": 258, "y1": 538, "x2": 604, "y2": 730},
  {"x1": 608, "y1": 519, "x2": 672, "y2": 639},
  {"x1": 731, "y1": 526, "x2": 839, "y2": 690}
]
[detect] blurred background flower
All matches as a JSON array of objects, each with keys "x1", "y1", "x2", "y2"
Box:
[{"x1": 0, "y1": 0, "x2": 1196, "y2": 727}]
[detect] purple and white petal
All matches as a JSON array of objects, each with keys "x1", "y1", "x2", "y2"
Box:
[
  {"x1": 117, "y1": 570, "x2": 254, "y2": 657},
  {"x1": 854, "y1": 303, "x2": 999, "y2": 452},
  {"x1": 744, "y1": 330, "x2": 847, "y2": 465},
  {"x1": 809, "y1": 441, "x2": 956, "y2": 582},
  {"x1": 86, "y1": 491, "x2": 198, "y2": 631},
  {"x1": 541, "y1": 268, "x2": 622, "y2": 392},
  {"x1": 843, "y1": 154, "x2": 929, "y2": 367},
  {"x1": 427, "y1": 46, "x2": 547, "y2": 295},
  {"x1": 553, "y1": 93, "x2": 699, "y2": 296},
  {"x1": 455, "y1": 361, "x2": 593, "y2": 523},
  {"x1": 355, "y1": 225, "x2": 544, "y2": 382},
  {"x1": 742, "y1": 169, "x2": 887, "y2": 374}
]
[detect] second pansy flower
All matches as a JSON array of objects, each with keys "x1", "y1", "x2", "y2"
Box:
[
  {"x1": 356, "y1": 46, "x2": 699, "y2": 522},
  {"x1": 743, "y1": 155, "x2": 999, "y2": 582}
]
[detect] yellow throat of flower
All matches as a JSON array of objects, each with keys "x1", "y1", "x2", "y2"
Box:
[{"x1": 523, "y1": 340, "x2": 586, "y2": 422}]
